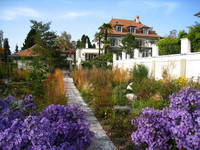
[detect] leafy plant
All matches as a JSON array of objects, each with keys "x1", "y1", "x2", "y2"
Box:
[{"x1": 132, "y1": 64, "x2": 149, "y2": 83}]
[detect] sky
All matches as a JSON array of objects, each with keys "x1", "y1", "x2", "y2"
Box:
[{"x1": 0, "y1": 0, "x2": 199, "y2": 53}]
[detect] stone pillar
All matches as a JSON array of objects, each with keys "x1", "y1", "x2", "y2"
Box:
[
  {"x1": 122, "y1": 52, "x2": 126, "y2": 60},
  {"x1": 113, "y1": 53, "x2": 117, "y2": 62},
  {"x1": 181, "y1": 38, "x2": 191, "y2": 54},
  {"x1": 118, "y1": 56, "x2": 121, "y2": 60},
  {"x1": 134, "y1": 48, "x2": 139, "y2": 58},
  {"x1": 127, "y1": 54, "x2": 130, "y2": 59},
  {"x1": 152, "y1": 44, "x2": 159, "y2": 57}
]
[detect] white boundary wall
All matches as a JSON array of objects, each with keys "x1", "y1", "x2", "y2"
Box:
[{"x1": 113, "y1": 38, "x2": 200, "y2": 81}]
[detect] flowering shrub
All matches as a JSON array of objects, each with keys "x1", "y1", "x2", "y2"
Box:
[
  {"x1": 132, "y1": 87, "x2": 200, "y2": 150},
  {"x1": 172, "y1": 76, "x2": 190, "y2": 90},
  {"x1": 0, "y1": 96, "x2": 94, "y2": 150}
]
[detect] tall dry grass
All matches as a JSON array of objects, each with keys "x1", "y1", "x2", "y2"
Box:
[
  {"x1": 72, "y1": 67, "x2": 132, "y2": 116},
  {"x1": 37, "y1": 68, "x2": 67, "y2": 110}
]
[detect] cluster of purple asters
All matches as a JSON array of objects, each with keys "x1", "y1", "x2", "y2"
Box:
[
  {"x1": 132, "y1": 87, "x2": 200, "y2": 150},
  {"x1": 0, "y1": 95, "x2": 94, "y2": 150}
]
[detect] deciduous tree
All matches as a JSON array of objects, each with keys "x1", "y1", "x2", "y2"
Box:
[
  {"x1": 188, "y1": 22, "x2": 200, "y2": 52},
  {"x1": 120, "y1": 33, "x2": 139, "y2": 56}
]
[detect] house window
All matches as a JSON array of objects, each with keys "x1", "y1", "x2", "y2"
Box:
[
  {"x1": 111, "y1": 38, "x2": 115, "y2": 46},
  {"x1": 130, "y1": 27, "x2": 136, "y2": 33},
  {"x1": 143, "y1": 28, "x2": 149, "y2": 34},
  {"x1": 118, "y1": 39, "x2": 122, "y2": 46},
  {"x1": 116, "y1": 26, "x2": 123, "y2": 32}
]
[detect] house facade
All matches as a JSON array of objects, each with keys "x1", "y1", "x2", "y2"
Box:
[
  {"x1": 97, "y1": 16, "x2": 162, "y2": 57},
  {"x1": 10, "y1": 45, "x2": 75, "y2": 69}
]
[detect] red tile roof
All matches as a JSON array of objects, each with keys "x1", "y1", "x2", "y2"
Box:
[
  {"x1": 100, "y1": 17, "x2": 162, "y2": 38},
  {"x1": 11, "y1": 45, "x2": 38, "y2": 57}
]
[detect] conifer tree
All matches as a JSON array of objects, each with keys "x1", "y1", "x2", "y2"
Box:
[
  {"x1": 21, "y1": 28, "x2": 36, "y2": 50},
  {"x1": 2, "y1": 38, "x2": 11, "y2": 62}
]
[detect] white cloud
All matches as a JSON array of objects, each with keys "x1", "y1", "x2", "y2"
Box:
[
  {"x1": 59, "y1": 11, "x2": 92, "y2": 19},
  {"x1": 0, "y1": 7, "x2": 41, "y2": 20}
]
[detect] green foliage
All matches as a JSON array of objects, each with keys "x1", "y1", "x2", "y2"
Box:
[
  {"x1": 120, "y1": 33, "x2": 139, "y2": 55},
  {"x1": 30, "y1": 20, "x2": 57, "y2": 73},
  {"x1": 82, "y1": 52, "x2": 113, "y2": 69},
  {"x1": 2, "y1": 38, "x2": 11, "y2": 62},
  {"x1": 131, "y1": 78, "x2": 161, "y2": 101},
  {"x1": 178, "y1": 30, "x2": 188, "y2": 40},
  {"x1": 15, "y1": 44, "x2": 19, "y2": 53},
  {"x1": 77, "y1": 34, "x2": 93, "y2": 48},
  {"x1": 113, "y1": 82, "x2": 129, "y2": 106},
  {"x1": 94, "y1": 31, "x2": 104, "y2": 55},
  {"x1": 132, "y1": 64, "x2": 149, "y2": 82},
  {"x1": 157, "y1": 36, "x2": 180, "y2": 55},
  {"x1": 21, "y1": 28, "x2": 36, "y2": 50},
  {"x1": 102, "y1": 23, "x2": 112, "y2": 54},
  {"x1": 188, "y1": 22, "x2": 200, "y2": 52},
  {"x1": 54, "y1": 31, "x2": 73, "y2": 50}
]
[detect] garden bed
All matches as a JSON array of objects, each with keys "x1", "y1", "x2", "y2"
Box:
[{"x1": 72, "y1": 66, "x2": 200, "y2": 149}]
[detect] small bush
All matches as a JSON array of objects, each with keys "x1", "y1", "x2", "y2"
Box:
[{"x1": 132, "y1": 64, "x2": 148, "y2": 82}]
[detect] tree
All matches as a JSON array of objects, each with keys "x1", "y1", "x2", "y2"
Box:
[
  {"x1": 120, "y1": 33, "x2": 139, "y2": 56},
  {"x1": 2, "y1": 38, "x2": 11, "y2": 62},
  {"x1": 169, "y1": 29, "x2": 177, "y2": 38},
  {"x1": 54, "y1": 31, "x2": 73, "y2": 50},
  {"x1": 157, "y1": 36, "x2": 180, "y2": 55},
  {"x1": 77, "y1": 34, "x2": 92, "y2": 48},
  {"x1": 102, "y1": 23, "x2": 112, "y2": 54},
  {"x1": 178, "y1": 30, "x2": 188, "y2": 40},
  {"x1": 0, "y1": 30, "x2": 4, "y2": 56},
  {"x1": 187, "y1": 22, "x2": 200, "y2": 52},
  {"x1": 0, "y1": 30, "x2": 3, "y2": 47},
  {"x1": 94, "y1": 31, "x2": 104, "y2": 55},
  {"x1": 21, "y1": 28, "x2": 36, "y2": 50},
  {"x1": 30, "y1": 20, "x2": 57, "y2": 72},
  {"x1": 15, "y1": 44, "x2": 19, "y2": 53}
]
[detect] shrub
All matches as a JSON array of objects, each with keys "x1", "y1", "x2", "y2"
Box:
[
  {"x1": 131, "y1": 87, "x2": 200, "y2": 150},
  {"x1": 132, "y1": 78, "x2": 161, "y2": 101},
  {"x1": 0, "y1": 96, "x2": 94, "y2": 150},
  {"x1": 132, "y1": 64, "x2": 149, "y2": 83}
]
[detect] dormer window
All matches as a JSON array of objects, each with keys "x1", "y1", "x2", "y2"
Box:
[
  {"x1": 129, "y1": 27, "x2": 136, "y2": 33},
  {"x1": 116, "y1": 25, "x2": 123, "y2": 32},
  {"x1": 143, "y1": 28, "x2": 149, "y2": 34}
]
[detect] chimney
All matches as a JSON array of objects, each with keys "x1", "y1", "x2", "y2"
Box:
[
  {"x1": 86, "y1": 38, "x2": 88, "y2": 48},
  {"x1": 136, "y1": 16, "x2": 139, "y2": 24}
]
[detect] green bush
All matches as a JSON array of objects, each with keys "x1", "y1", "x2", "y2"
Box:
[
  {"x1": 131, "y1": 78, "x2": 161, "y2": 101},
  {"x1": 132, "y1": 64, "x2": 148, "y2": 82},
  {"x1": 112, "y1": 82, "x2": 129, "y2": 106}
]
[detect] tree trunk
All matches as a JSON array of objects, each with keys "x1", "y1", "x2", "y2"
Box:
[
  {"x1": 98, "y1": 37, "x2": 101, "y2": 55},
  {"x1": 105, "y1": 29, "x2": 108, "y2": 55}
]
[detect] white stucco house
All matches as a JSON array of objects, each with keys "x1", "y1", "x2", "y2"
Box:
[
  {"x1": 98, "y1": 16, "x2": 162, "y2": 57},
  {"x1": 76, "y1": 15, "x2": 163, "y2": 66}
]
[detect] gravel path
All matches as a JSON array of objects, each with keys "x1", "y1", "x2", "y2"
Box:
[{"x1": 63, "y1": 71, "x2": 117, "y2": 150}]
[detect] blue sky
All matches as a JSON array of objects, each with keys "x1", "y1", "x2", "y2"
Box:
[{"x1": 0, "y1": 0, "x2": 199, "y2": 53}]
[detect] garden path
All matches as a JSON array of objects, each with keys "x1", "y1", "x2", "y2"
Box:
[{"x1": 63, "y1": 70, "x2": 117, "y2": 150}]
